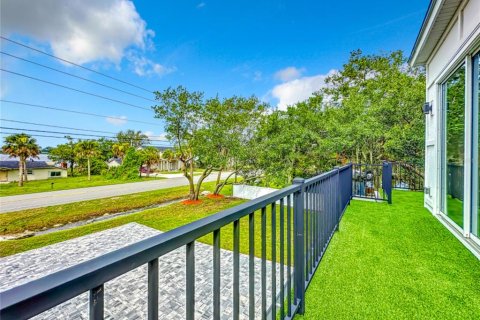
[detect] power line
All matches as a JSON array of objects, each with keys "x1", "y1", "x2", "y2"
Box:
[
  {"x1": 1, "y1": 51, "x2": 157, "y2": 103},
  {"x1": 0, "y1": 127, "x2": 169, "y2": 143},
  {"x1": 0, "y1": 119, "x2": 117, "y2": 134},
  {"x1": 0, "y1": 131, "x2": 170, "y2": 147},
  {"x1": 1, "y1": 68, "x2": 152, "y2": 111},
  {"x1": 0, "y1": 35, "x2": 154, "y2": 94},
  {"x1": 1, "y1": 100, "x2": 160, "y2": 126}
]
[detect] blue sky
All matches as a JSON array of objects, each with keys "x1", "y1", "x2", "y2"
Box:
[{"x1": 0, "y1": 0, "x2": 429, "y2": 148}]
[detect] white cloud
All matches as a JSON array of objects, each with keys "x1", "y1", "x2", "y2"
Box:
[
  {"x1": 274, "y1": 66, "x2": 305, "y2": 82},
  {"x1": 128, "y1": 54, "x2": 176, "y2": 77},
  {"x1": 106, "y1": 115, "x2": 128, "y2": 126},
  {"x1": 144, "y1": 131, "x2": 168, "y2": 141},
  {"x1": 197, "y1": 2, "x2": 206, "y2": 9},
  {"x1": 1, "y1": 0, "x2": 154, "y2": 65},
  {"x1": 271, "y1": 70, "x2": 336, "y2": 110}
]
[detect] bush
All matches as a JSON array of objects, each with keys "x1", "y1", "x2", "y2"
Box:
[{"x1": 105, "y1": 148, "x2": 145, "y2": 180}]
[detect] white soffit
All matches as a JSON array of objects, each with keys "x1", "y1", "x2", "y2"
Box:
[{"x1": 410, "y1": 0, "x2": 463, "y2": 66}]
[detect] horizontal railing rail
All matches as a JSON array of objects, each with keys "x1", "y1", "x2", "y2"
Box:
[{"x1": 0, "y1": 164, "x2": 353, "y2": 320}]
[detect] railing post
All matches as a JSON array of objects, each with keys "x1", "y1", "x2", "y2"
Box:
[
  {"x1": 292, "y1": 177, "x2": 305, "y2": 315},
  {"x1": 334, "y1": 167, "x2": 341, "y2": 232},
  {"x1": 382, "y1": 162, "x2": 393, "y2": 204}
]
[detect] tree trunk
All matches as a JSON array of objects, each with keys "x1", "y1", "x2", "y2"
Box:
[
  {"x1": 70, "y1": 160, "x2": 74, "y2": 177},
  {"x1": 183, "y1": 159, "x2": 195, "y2": 200},
  {"x1": 194, "y1": 168, "x2": 212, "y2": 200},
  {"x1": 18, "y1": 157, "x2": 24, "y2": 187},
  {"x1": 87, "y1": 157, "x2": 91, "y2": 181},
  {"x1": 23, "y1": 161, "x2": 28, "y2": 182},
  {"x1": 214, "y1": 170, "x2": 236, "y2": 195},
  {"x1": 214, "y1": 169, "x2": 223, "y2": 194},
  {"x1": 146, "y1": 164, "x2": 150, "y2": 177}
]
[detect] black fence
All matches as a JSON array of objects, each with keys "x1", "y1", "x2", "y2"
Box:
[
  {"x1": 352, "y1": 162, "x2": 392, "y2": 204},
  {"x1": 0, "y1": 164, "x2": 353, "y2": 320},
  {"x1": 392, "y1": 162, "x2": 424, "y2": 191},
  {"x1": 447, "y1": 163, "x2": 464, "y2": 201}
]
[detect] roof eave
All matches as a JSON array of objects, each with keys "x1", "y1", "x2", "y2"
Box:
[{"x1": 409, "y1": 0, "x2": 437, "y2": 67}]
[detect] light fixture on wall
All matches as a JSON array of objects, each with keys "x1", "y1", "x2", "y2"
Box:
[{"x1": 422, "y1": 102, "x2": 432, "y2": 115}]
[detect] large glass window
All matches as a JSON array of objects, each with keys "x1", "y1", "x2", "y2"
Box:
[
  {"x1": 473, "y1": 53, "x2": 480, "y2": 237},
  {"x1": 442, "y1": 65, "x2": 465, "y2": 228}
]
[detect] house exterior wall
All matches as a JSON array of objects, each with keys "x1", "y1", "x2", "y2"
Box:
[
  {"x1": 424, "y1": 0, "x2": 480, "y2": 217},
  {"x1": 420, "y1": 0, "x2": 480, "y2": 255},
  {"x1": 3, "y1": 168, "x2": 67, "y2": 182}
]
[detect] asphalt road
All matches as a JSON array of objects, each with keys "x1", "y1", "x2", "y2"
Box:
[{"x1": 0, "y1": 173, "x2": 230, "y2": 213}]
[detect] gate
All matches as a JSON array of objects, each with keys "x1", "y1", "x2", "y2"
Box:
[{"x1": 352, "y1": 162, "x2": 392, "y2": 203}]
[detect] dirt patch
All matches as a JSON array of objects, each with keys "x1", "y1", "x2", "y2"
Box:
[
  {"x1": 206, "y1": 194, "x2": 225, "y2": 199},
  {"x1": 181, "y1": 199, "x2": 203, "y2": 205}
]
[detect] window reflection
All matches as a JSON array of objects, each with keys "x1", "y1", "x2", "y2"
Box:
[{"x1": 443, "y1": 65, "x2": 465, "y2": 228}]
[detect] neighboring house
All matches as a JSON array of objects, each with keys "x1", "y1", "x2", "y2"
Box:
[
  {"x1": 107, "y1": 158, "x2": 122, "y2": 168},
  {"x1": 156, "y1": 158, "x2": 182, "y2": 171},
  {"x1": 410, "y1": 0, "x2": 480, "y2": 255},
  {"x1": 155, "y1": 147, "x2": 183, "y2": 171},
  {"x1": 0, "y1": 160, "x2": 67, "y2": 182}
]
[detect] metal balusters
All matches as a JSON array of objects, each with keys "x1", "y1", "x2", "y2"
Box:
[
  {"x1": 279, "y1": 198, "x2": 285, "y2": 320},
  {"x1": 233, "y1": 220, "x2": 240, "y2": 320},
  {"x1": 310, "y1": 186, "x2": 314, "y2": 270},
  {"x1": 315, "y1": 182, "x2": 319, "y2": 262},
  {"x1": 271, "y1": 203, "x2": 276, "y2": 318},
  {"x1": 248, "y1": 212, "x2": 255, "y2": 320},
  {"x1": 186, "y1": 241, "x2": 195, "y2": 320},
  {"x1": 312, "y1": 183, "x2": 316, "y2": 264},
  {"x1": 304, "y1": 187, "x2": 309, "y2": 279},
  {"x1": 148, "y1": 258, "x2": 159, "y2": 320},
  {"x1": 89, "y1": 284, "x2": 104, "y2": 320},
  {"x1": 213, "y1": 229, "x2": 221, "y2": 320},
  {"x1": 292, "y1": 177, "x2": 305, "y2": 315},
  {"x1": 261, "y1": 206, "x2": 267, "y2": 320},
  {"x1": 0, "y1": 165, "x2": 355, "y2": 320},
  {"x1": 286, "y1": 195, "x2": 292, "y2": 317},
  {"x1": 322, "y1": 182, "x2": 326, "y2": 250}
]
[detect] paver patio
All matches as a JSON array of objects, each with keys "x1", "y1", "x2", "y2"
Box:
[{"x1": 0, "y1": 223, "x2": 287, "y2": 319}]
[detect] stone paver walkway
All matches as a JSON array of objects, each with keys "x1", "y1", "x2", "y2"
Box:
[{"x1": 0, "y1": 223, "x2": 290, "y2": 319}]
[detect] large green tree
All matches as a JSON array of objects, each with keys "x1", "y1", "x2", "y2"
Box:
[
  {"x1": 255, "y1": 50, "x2": 425, "y2": 187},
  {"x1": 195, "y1": 96, "x2": 267, "y2": 195},
  {"x1": 321, "y1": 50, "x2": 425, "y2": 164},
  {"x1": 2, "y1": 133, "x2": 40, "y2": 186},
  {"x1": 153, "y1": 86, "x2": 204, "y2": 200}
]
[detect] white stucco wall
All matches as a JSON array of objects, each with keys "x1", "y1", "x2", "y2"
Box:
[
  {"x1": 5, "y1": 168, "x2": 67, "y2": 182},
  {"x1": 233, "y1": 184, "x2": 279, "y2": 200},
  {"x1": 423, "y1": 0, "x2": 480, "y2": 215}
]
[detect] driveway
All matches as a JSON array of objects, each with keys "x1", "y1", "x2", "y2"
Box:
[{"x1": 0, "y1": 173, "x2": 231, "y2": 213}]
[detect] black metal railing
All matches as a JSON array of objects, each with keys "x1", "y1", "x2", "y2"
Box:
[
  {"x1": 352, "y1": 162, "x2": 392, "y2": 203},
  {"x1": 0, "y1": 164, "x2": 353, "y2": 320},
  {"x1": 392, "y1": 162, "x2": 424, "y2": 191}
]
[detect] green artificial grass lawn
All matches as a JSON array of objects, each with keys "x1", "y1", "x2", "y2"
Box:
[
  {"x1": 0, "y1": 175, "x2": 164, "y2": 197},
  {"x1": 298, "y1": 191, "x2": 480, "y2": 320}
]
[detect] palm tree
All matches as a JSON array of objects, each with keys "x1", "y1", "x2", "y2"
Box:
[
  {"x1": 116, "y1": 130, "x2": 148, "y2": 148},
  {"x1": 2, "y1": 133, "x2": 40, "y2": 186},
  {"x1": 141, "y1": 146, "x2": 160, "y2": 177},
  {"x1": 112, "y1": 142, "x2": 130, "y2": 160},
  {"x1": 75, "y1": 140, "x2": 99, "y2": 181}
]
